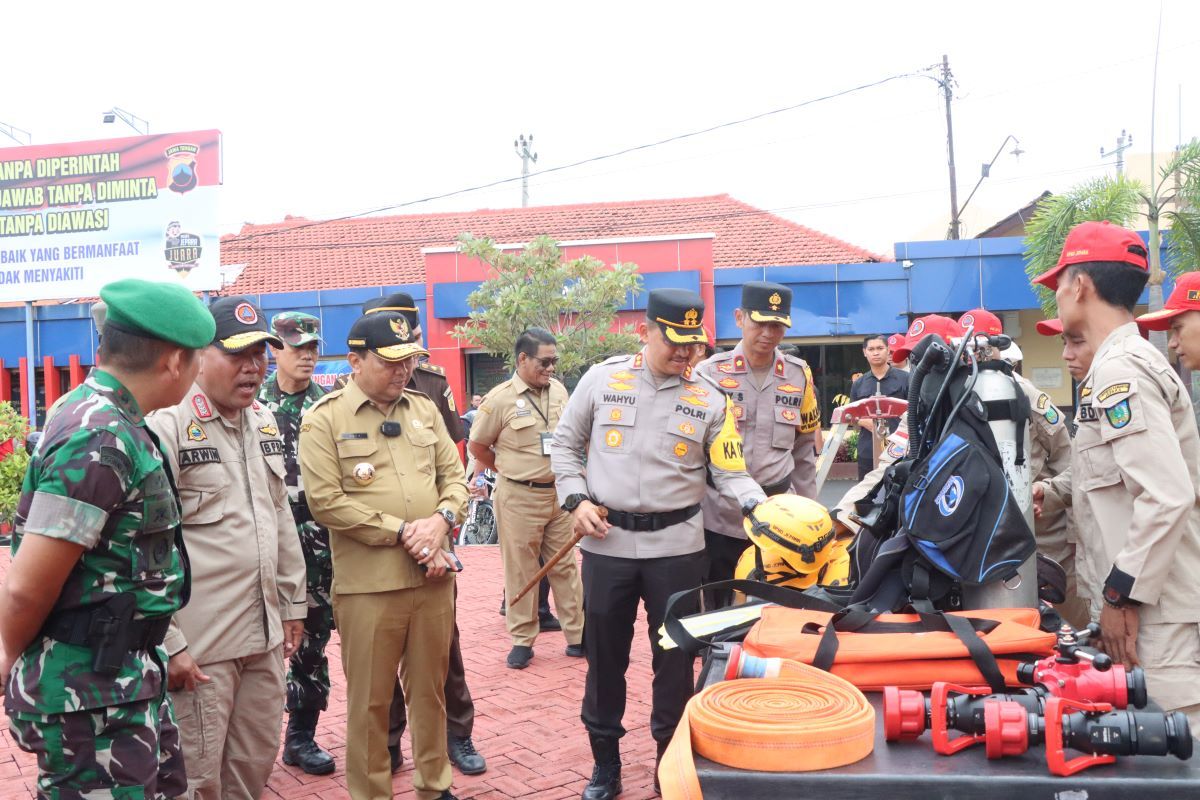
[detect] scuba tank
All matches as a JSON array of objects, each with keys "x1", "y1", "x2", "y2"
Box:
[{"x1": 960, "y1": 338, "x2": 1037, "y2": 610}]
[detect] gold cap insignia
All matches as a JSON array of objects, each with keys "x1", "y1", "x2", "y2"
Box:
[
  {"x1": 389, "y1": 316, "x2": 410, "y2": 340},
  {"x1": 683, "y1": 308, "x2": 699, "y2": 326}
]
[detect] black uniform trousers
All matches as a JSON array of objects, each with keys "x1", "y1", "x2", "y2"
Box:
[
  {"x1": 388, "y1": 586, "x2": 474, "y2": 744},
  {"x1": 702, "y1": 529, "x2": 749, "y2": 610},
  {"x1": 580, "y1": 548, "x2": 707, "y2": 744}
]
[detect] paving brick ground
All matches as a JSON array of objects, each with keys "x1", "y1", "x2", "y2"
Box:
[{"x1": 0, "y1": 545, "x2": 666, "y2": 799}]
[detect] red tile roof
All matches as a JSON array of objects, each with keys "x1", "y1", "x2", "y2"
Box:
[{"x1": 221, "y1": 194, "x2": 887, "y2": 294}]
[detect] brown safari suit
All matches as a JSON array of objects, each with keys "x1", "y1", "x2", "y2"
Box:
[{"x1": 299, "y1": 379, "x2": 467, "y2": 800}]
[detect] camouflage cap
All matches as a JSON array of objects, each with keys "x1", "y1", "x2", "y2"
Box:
[
  {"x1": 271, "y1": 311, "x2": 322, "y2": 347},
  {"x1": 99, "y1": 279, "x2": 215, "y2": 349}
]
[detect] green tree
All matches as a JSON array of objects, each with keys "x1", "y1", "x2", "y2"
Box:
[
  {"x1": 450, "y1": 234, "x2": 644, "y2": 377},
  {"x1": 0, "y1": 402, "x2": 30, "y2": 525},
  {"x1": 1024, "y1": 140, "x2": 1200, "y2": 353}
]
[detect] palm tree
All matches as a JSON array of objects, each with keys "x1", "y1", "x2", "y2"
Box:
[{"x1": 1023, "y1": 139, "x2": 1200, "y2": 354}]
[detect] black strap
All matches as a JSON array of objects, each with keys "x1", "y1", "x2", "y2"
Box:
[
  {"x1": 662, "y1": 579, "x2": 844, "y2": 656},
  {"x1": 605, "y1": 504, "x2": 700, "y2": 532},
  {"x1": 145, "y1": 426, "x2": 190, "y2": 607},
  {"x1": 806, "y1": 603, "x2": 1008, "y2": 693},
  {"x1": 760, "y1": 477, "x2": 792, "y2": 496},
  {"x1": 43, "y1": 607, "x2": 172, "y2": 651}
]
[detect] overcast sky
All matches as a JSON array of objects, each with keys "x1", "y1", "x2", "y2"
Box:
[{"x1": 3, "y1": 1, "x2": 1198, "y2": 257}]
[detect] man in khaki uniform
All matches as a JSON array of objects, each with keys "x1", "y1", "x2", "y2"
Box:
[
  {"x1": 300, "y1": 311, "x2": 467, "y2": 800},
  {"x1": 551, "y1": 289, "x2": 766, "y2": 800},
  {"x1": 1032, "y1": 221, "x2": 1200, "y2": 733},
  {"x1": 468, "y1": 328, "x2": 583, "y2": 669},
  {"x1": 1138, "y1": 271, "x2": 1200, "y2": 371},
  {"x1": 696, "y1": 281, "x2": 821, "y2": 608},
  {"x1": 151, "y1": 297, "x2": 307, "y2": 800},
  {"x1": 358, "y1": 293, "x2": 484, "y2": 776}
]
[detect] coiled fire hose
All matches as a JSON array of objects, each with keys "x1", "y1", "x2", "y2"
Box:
[{"x1": 658, "y1": 651, "x2": 875, "y2": 799}]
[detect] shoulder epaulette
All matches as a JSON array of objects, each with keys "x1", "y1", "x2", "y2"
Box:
[
  {"x1": 417, "y1": 362, "x2": 445, "y2": 376},
  {"x1": 598, "y1": 353, "x2": 633, "y2": 367},
  {"x1": 305, "y1": 387, "x2": 344, "y2": 414}
]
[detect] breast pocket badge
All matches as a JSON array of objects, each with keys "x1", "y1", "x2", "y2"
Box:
[{"x1": 353, "y1": 462, "x2": 376, "y2": 485}]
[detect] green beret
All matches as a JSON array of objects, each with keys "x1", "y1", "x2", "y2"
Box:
[{"x1": 99, "y1": 279, "x2": 216, "y2": 349}]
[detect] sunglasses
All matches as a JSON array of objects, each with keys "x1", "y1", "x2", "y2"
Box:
[{"x1": 530, "y1": 356, "x2": 559, "y2": 368}]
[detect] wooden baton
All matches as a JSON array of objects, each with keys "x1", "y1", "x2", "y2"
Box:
[{"x1": 511, "y1": 506, "x2": 605, "y2": 604}]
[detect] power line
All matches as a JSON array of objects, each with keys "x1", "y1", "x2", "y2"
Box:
[{"x1": 223, "y1": 68, "x2": 935, "y2": 246}]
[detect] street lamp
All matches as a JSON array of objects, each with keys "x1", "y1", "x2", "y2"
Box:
[
  {"x1": 0, "y1": 120, "x2": 31, "y2": 146},
  {"x1": 102, "y1": 107, "x2": 149, "y2": 135},
  {"x1": 957, "y1": 135, "x2": 1024, "y2": 224}
]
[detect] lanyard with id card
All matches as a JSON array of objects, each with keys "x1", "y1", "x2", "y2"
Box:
[{"x1": 540, "y1": 432, "x2": 553, "y2": 456}]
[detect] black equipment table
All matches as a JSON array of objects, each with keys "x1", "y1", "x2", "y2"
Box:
[{"x1": 691, "y1": 646, "x2": 1200, "y2": 799}]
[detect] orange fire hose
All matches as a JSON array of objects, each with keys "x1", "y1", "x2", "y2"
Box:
[{"x1": 658, "y1": 656, "x2": 875, "y2": 799}]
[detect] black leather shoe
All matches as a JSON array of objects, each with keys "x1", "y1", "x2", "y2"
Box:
[
  {"x1": 565, "y1": 643, "x2": 584, "y2": 658},
  {"x1": 538, "y1": 613, "x2": 562, "y2": 631},
  {"x1": 448, "y1": 735, "x2": 487, "y2": 775},
  {"x1": 388, "y1": 744, "x2": 404, "y2": 774},
  {"x1": 435, "y1": 792, "x2": 459, "y2": 800},
  {"x1": 507, "y1": 645, "x2": 533, "y2": 669},
  {"x1": 581, "y1": 762, "x2": 622, "y2": 800},
  {"x1": 653, "y1": 739, "x2": 669, "y2": 794}
]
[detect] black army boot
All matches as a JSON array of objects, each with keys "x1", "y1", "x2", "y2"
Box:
[
  {"x1": 581, "y1": 734, "x2": 621, "y2": 800},
  {"x1": 282, "y1": 709, "x2": 335, "y2": 775}
]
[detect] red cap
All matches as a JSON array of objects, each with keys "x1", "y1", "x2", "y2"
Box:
[
  {"x1": 959, "y1": 308, "x2": 1003, "y2": 336},
  {"x1": 892, "y1": 314, "x2": 965, "y2": 362},
  {"x1": 1032, "y1": 221, "x2": 1148, "y2": 291},
  {"x1": 1035, "y1": 318, "x2": 1064, "y2": 336},
  {"x1": 1136, "y1": 271, "x2": 1200, "y2": 331},
  {"x1": 887, "y1": 333, "x2": 905, "y2": 352}
]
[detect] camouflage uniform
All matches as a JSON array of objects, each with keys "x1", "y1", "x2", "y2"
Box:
[
  {"x1": 5, "y1": 370, "x2": 188, "y2": 798},
  {"x1": 259, "y1": 371, "x2": 333, "y2": 712}
]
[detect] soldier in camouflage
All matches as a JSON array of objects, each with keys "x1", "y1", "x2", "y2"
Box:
[
  {"x1": 260, "y1": 311, "x2": 337, "y2": 775},
  {"x1": 0, "y1": 279, "x2": 214, "y2": 798}
]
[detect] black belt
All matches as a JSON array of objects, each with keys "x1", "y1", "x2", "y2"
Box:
[
  {"x1": 503, "y1": 475, "x2": 556, "y2": 490},
  {"x1": 42, "y1": 607, "x2": 171, "y2": 652},
  {"x1": 760, "y1": 477, "x2": 792, "y2": 496},
  {"x1": 604, "y1": 504, "x2": 700, "y2": 532}
]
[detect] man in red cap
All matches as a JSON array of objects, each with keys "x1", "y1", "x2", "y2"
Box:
[
  {"x1": 1137, "y1": 271, "x2": 1200, "y2": 371},
  {"x1": 887, "y1": 333, "x2": 909, "y2": 371},
  {"x1": 957, "y1": 308, "x2": 1084, "y2": 628},
  {"x1": 1033, "y1": 221, "x2": 1200, "y2": 731}
]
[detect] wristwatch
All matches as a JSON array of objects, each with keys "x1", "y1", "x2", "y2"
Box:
[
  {"x1": 1103, "y1": 585, "x2": 1134, "y2": 609},
  {"x1": 435, "y1": 508, "x2": 457, "y2": 528},
  {"x1": 562, "y1": 493, "x2": 591, "y2": 512}
]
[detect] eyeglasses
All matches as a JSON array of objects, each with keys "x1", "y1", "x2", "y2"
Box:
[{"x1": 531, "y1": 356, "x2": 559, "y2": 368}]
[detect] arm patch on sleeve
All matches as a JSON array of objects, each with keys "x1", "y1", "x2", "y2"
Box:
[
  {"x1": 99, "y1": 445, "x2": 133, "y2": 485},
  {"x1": 709, "y1": 397, "x2": 747, "y2": 471}
]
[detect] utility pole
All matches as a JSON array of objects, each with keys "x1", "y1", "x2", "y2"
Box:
[
  {"x1": 514, "y1": 134, "x2": 537, "y2": 207},
  {"x1": 1100, "y1": 129, "x2": 1133, "y2": 176},
  {"x1": 939, "y1": 56, "x2": 962, "y2": 240}
]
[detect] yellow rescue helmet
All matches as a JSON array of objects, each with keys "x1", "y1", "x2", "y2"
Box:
[{"x1": 742, "y1": 494, "x2": 836, "y2": 576}]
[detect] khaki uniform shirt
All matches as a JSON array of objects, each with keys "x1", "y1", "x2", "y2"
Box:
[
  {"x1": 151, "y1": 385, "x2": 307, "y2": 663},
  {"x1": 1045, "y1": 323, "x2": 1200, "y2": 622},
  {"x1": 469, "y1": 374, "x2": 568, "y2": 483},
  {"x1": 298, "y1": 379, "x2": 468, "y2": 595},
  {"x1": 696, "y1": 344, "x2": 821, "y2": 538},
  {"x1": 551, "y1": 350, "x2": 766, "y2": 559}
]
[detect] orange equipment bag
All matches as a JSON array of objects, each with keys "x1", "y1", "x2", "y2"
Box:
[{"x1": 741, "y1": 606, "x2": 1056, "y2": 692}]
